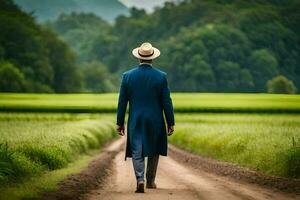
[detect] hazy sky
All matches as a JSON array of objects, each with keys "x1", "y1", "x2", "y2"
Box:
[{"x1": 119, "y1": 0, "x2": 171, "y2": 12}]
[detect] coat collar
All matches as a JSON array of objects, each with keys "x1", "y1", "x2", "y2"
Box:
[{"x1": 139, "y1": 63, "x2": 152, "y2": 67}]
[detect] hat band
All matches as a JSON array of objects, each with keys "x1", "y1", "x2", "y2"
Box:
[{"x1": 138, "y1": 49, "x2": 154, "y2": 57}]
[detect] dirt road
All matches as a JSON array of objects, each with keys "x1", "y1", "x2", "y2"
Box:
[{"x1": 86, "y1": 148, "x2": 298, "y2": 200}]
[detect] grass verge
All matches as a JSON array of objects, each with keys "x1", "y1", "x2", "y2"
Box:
[
  {"x1": 0, "y1": 149, "x2": 102, "y2": 200},
  {"x1": 170, "y1": 113, "x2": 300, "y2": 178},
  {"x1": 0, "y1": 113, "x2": 116, "y2": 197}
]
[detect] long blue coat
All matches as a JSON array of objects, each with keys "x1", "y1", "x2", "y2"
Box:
[{"x1": 116, "y1": 63, "x2": 175, "y2": 159}]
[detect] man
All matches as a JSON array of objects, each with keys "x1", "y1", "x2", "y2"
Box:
[{"x1": 116, "y1": 42, "x2": 175, "y2": 193}]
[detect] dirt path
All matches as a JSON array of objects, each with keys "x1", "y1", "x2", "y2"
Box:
[{"x1": 86, "y1": 149, "x2": 298, "y2": 200}]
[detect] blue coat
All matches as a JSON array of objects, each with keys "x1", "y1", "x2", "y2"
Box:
[{"x1": 117, "y1": 63, "x2": 175, "y2": 159}]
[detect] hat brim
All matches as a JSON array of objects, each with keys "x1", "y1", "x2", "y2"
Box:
[{"x1": 132, "y1": 47, "x2": 160, "y2": 60}]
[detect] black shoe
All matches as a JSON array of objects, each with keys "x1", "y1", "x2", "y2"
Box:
[
  {"x1": 135, "y1": 181, "x2": 145, "y2": 193},
  {"x1": 146, "y1": 182, "x2": 157, "y2": 189}
]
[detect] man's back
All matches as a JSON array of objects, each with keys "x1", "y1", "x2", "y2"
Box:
[
  {"x1": 117, "y1": 63, "x2": 174, "y2": 132},
  {"x1": 116, "y1": 42, "x2": 175, "y2": 193},
  {"x1": 117, "y1": 62, "x2": 174, "y2": 158},
  {"x1": 124, "y1": 64, "x2": 166, "y2": 114}
]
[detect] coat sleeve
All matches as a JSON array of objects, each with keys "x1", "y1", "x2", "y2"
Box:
[
  {"x1": 116, "y1": 74, "x2": 128, "y2": 126},
  {"x1": 161, "y1": 74, "x2": 175, "y2": 126}
]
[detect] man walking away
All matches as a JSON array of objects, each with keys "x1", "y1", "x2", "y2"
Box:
[{"x1": 116, "y1": 42, "x2": 175, "y2": 193}]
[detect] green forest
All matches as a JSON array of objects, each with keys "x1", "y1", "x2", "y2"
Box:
[{"x1": 0, "y1": 0, "x2": 299, "y2": 93}]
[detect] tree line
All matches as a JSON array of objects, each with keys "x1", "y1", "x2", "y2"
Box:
[
  {"x1": 1, "y1": 0, "x2": 299, "y2": 93},
  {"x1": 0, "y1": 0, "x2": 81, "y2": 92}
]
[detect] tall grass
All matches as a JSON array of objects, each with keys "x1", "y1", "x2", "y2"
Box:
[
  {"x1": 0, "y1": 143, "x2": 15, "y2": 183},
  {"x1": 170, "y1": 114, "x2": 300, "y2": 178},
  {"x1": 0, "y1": 113, "x2": 116, "y2": 185}
]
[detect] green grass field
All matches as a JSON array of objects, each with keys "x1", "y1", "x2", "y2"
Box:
[
  {"x1": 0, "y1": 93, "x2": 299, "y2": 198},
  {"x1": 170, "y1": 114, "x2": 300, "y2": 178},
  {"x1": 1, "y1": 93, "x2": 300, "y2": 113},
  {"x1": 0, "y1": 113, "x2": 116, "y2": 186}
]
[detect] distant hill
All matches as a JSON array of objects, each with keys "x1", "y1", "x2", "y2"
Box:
[
  {"x1": 120, "y1": 0, "x2": 171, "y2": 11},
  {"x1": 13, "y1": 0, "x2": 129, "y2": 22}
]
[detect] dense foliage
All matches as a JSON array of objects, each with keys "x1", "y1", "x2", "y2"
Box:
[
  {"x1": 1, "y1": 0, "x2": 300, "y2": 93},
  {"x1": 267, "y1": 75, "x2": 297, "y2": 94},
  {"x1": 46, "y1": 13, "x2": 111, "y2": 62},
  {"x1": 0, "y1": 0, "x2": 81, "y2": 92},
  {"x1": 49, "y1": 0, "x2": 300, "y2": 93},
  {"x1": 0, "y1": 62, "x2": 25, "y2": 92}
]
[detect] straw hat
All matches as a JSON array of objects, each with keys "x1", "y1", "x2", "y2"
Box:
[{"x1": 132, "y1": 42, "x2": 160, "y2": 60}]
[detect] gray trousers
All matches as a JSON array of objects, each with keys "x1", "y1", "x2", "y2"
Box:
[
  {"x1": 131, "y1": 132, "x2": 159, "y2": 182},
  {"x1": 132, "y1": 154, "x2": 159, "y2": 182}
]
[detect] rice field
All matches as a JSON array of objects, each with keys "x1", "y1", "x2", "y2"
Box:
[
  {"x1": 1, "y1": 93, "x2": 300, "y2": 113},
  {"x1": 0, "y1": 92, "x2": 299, "y2": 186},
  {"x1": 170, "y1": 114, "x2": 300, "y2": 178}
]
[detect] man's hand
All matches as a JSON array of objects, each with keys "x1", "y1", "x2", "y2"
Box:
[
  {"x1": 168, "y1": 126, "x2": 174, "y2": 136},
  {"x1": 117, "y1": 125, "x2": 125, "y2": 136}
]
